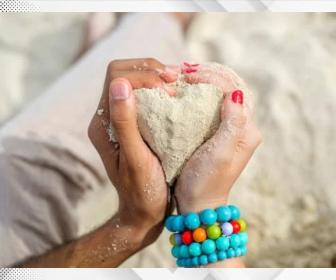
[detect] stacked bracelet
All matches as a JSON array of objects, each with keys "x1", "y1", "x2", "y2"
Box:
[{"x1": 165, "y1": 205, "x2": 248, "y2": 267}]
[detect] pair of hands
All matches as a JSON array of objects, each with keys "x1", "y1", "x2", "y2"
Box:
[{"x1": 88, "y1": 58, "x2": 262, "y2": 252}]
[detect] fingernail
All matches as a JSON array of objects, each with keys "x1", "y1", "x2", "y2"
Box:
[
  {"x1": 185, "y1": 69, "x2": 197, "y2": 74},
  {"x1": 190, "y1": 63, "x2": 200, "y2": 67},
  {"x1": 231, "y1": 90, "x2": 244, "y2": 105},
  {"x1": 183, "y1": 62, "x2": 191, "y2": 68},
  {"x1": 110, "y1": 81, "x2": 129, "y2": 100},
  {"x1": 165, "y1": 65, "x2": 180, "y2": 75}
]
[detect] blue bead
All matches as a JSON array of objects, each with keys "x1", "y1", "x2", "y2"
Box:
[
  {"x1": 208, "y1": 253, "x2": 218, "y2": 263},
  {"x1": 216, "y1": 206, "x2": 232, "y2": 222},
  {"x1": 240, "y1": 246, "x2": 248, "y2": 256},
  {"x1": 228, "y1": 205, "x2": 241, "y2": 220},
  {"x1": 179, "y1": 244, "x2": 190, "y2": 258},
  {"x1": 191, "y1": 256, "x2": 200, "y2": 267},
  {"x1": 174, "y1": 233, "x2": 183, "y2": 246},
  {"x1": 184, "y1": 213, "x2": 201, "y2": 230},
  {"x1": 238, "y1": 232, "x2": 249, "y2": 246},
  {"x1": 200, "y1": 209, "x2": 217, "y2": 225},
  {"x1": 165, "y1": 216, "x2": 175, "y2": 232},
  {"x1": 185, "y1": 258, "x2": 192, "y2": 267},
  {"x1": 229, "y1": 234, "x2": 241, "y2": 248},
  {"x1": 189, "y1": 242, "x2": 202, "y2": 257},
  {"x1": 181, "y1": 258, "x2": 187, "y2": 267},
  {"x1": 217, "y1": 251, "x2": 227, "y2": 261},
  {"x1": 227, "y1": 248, "x2": 235, "y2": 258},
  {"x1": 171, "y1": 246, "x2": 180, "y2": 258},
  {"x1": 199, "y1": 255, "x2": 209, "y2": 265},
  {"x1": 201, "y1": 239, "x2": 216, "y2": 254},
  {"x1": 176, "y1": 259, "x2": 183, "y2": 267},
  {"x1": 216, "y1": 236, "x2": 230, "y2": 251},
  {"x1": 172, "y1": 215, "x2": 185, "y2": 232},
  {"x1": 221, "y1": 222, "x2": 233, "y2": 236},
  {"x1": 235, "y1": 247, "x2": 242, "y2": 257}
]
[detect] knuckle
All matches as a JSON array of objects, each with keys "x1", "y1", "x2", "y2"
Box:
[
  {"x1": 88, "y1": 119, "x2": 98, "y2": 146},
  {"x1": 107, "y1": 60, "x2": 119, "y2": 71}
]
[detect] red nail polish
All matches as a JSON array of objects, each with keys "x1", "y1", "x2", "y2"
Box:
[
  {"x1": 185, "y1": 69, "x2": 197, "y2": 74},
  {"x1": 191, "y1": 63, "x2": 200, "y2": 67},
  {"x1": 183, "y1": 62, "x2": 191, "y2": 68},
  {"x1": 231, "y1": 90, "x2": 244, "y2": 105}
]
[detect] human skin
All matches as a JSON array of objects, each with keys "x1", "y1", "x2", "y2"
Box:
[
  {"x1": 23, "y1": 59, "x2": 261, "y2": 268},
  {"x1": 175, "y1": 63, "x2": 263, "y2": 267}
]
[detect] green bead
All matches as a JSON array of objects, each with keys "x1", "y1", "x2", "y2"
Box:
[
  {"x1": 237, "y1": 219, "x2": 247, "y2": 232},
  {"x1": 207, "y1": 225, "x2": 221, "y2": 240}
]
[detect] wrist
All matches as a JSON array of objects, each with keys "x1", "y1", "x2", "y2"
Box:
[
  {"x1": 114, "y1": 210, "x2": 163, "y2": 248},
  {"x1": 177, "y1": 197, "x2": 229, "y2": 215}
]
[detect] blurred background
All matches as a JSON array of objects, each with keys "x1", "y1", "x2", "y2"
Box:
[{"x1": 0, "y1": 13, "x2": 336, "y2": 268}]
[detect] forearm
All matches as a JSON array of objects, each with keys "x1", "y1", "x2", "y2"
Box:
[{"x1": 23, "y1": 214, "x2": 149, "y2": 268}]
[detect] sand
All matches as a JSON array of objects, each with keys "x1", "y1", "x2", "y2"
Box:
[{"x1": 108, "y1": 63, "x2": 249, "y2": 185}]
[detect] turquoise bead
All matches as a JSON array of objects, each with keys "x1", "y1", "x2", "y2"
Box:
[
  {"x1": 184, "y1": 213, "x2": 201, "y2": 230},
  {"x1": 200, "y1": 209, "x2": 217, "y2": 225},
  {"x1": 172, "y1": 215, "x2": 185, "y2": 232},
  {"x1": 179, "y1": 244, "x2": 190, "y2": 258},
  {"x1": 185, "y1": 258, "x2": 192, "y2": 267},
  {"x1": 235, "y1": 247, "x2": 242, "y2": 257},
  {"x1": 201, "y1": 239, "x2": 216, "y2": 254},
  {"x1": 176, "y1": 259, "x2": 183, "y2": 267},
  {"x1": 216, "y1": 206, "x2": 231, "y2": 222},
  {"x1": 191, "y1": 256, "x2": 200, "y2": 267},
  {"x1": 240, "y1": 246, "x2": 247, "y2": 256},
  {"x1": 189, "y1": 242, "x2": 202, "y2": 257},
  {"x1": 216, "y1": 236, "x2": 230, "y2": 251},
  {"x1": 229, "y1": 234, "x2": 241, "y2": 248},
  {"x1": 227, "y1": 248, "x2": 235, "y2": 258},
  {"x1": 228, "y1": 205, "x2": 241, "y2": 220},
  {"x1": 238, "y1": 232, "x2": 249, "y2": 246},
  {"x1": 174, "y1": 233, "x2": 183, "y2": 246},
  {"x1": 199, "y1": 255, "x2": 209, "y2": 265},
  {"x1": 208, "y1": 253, "x2": 218, "y2": 263},
  {"x1": 171, "y1": 246, "x2": 180, "y2": 258},
  {"x1": 165, "y1": 216, "x2": 175, "y2": 232},
  {"x1": 217, "y1": 251, "x2": 227, "y2": 261}
]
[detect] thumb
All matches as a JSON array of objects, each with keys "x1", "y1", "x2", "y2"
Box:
[
  {"x1": 109, "y1": 78, "x2": 146, "y2": 166},
  {"x1": 210, "y1": 90, "x2": 247, "y2": 165}
]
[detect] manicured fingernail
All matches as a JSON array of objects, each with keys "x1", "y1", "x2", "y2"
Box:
[
  {"x1": 231, "y1": 90, "x2": 244, "y2": 105},
  {"x1": 165, "y1": 65, "x2": 180, "y2": 75},
  {"x1": 183, "y1": 62, "x2": 191, "y2": 67},
  {"x1": 190, "y1": 63, "x2": 200, "y2": 67},
  {"x1": 185, "y1": 69, "x2": 197, "y2": 74},
  {"x1": 110, "y1": 81, "x2": 129, "y2": 100}
]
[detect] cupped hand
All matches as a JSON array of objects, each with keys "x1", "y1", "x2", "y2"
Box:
[
  {"x1": 175, "y1": 63, "x2": 263, "y2": 214},
  {"x1": 88, "y1": 58, "x2": 180, "y2": 244}
]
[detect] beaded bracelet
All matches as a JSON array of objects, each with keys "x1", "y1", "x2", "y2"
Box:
[{"x1": 165, "y1": 205, "x2": 248, "y2": 267}]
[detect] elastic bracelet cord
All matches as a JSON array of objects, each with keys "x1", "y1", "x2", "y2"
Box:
[{"x1": 165, "y1": 205, "x2": 248, "y2": 267}]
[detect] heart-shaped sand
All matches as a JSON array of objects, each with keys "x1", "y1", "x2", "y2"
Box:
[{"x1": 109, "y1": 63, "x2": 249, "y2": 185}]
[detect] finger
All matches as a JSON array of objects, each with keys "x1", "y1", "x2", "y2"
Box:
[
  {"x1": 184, "y1": 64, "x2": 248, "y2": 97},
  {"x1": 209, "y1": 90, "x2": 247, "y2": 166},
  {"x1": 88, "y1": 114, "x2": 119, "y2": 184},
  {"x1": 233, "y1": 104, "x2": 262, "y2": 167},
  {"x1": 108, "y1": 58, "x2": 180, "y2": 83},
  {"x1": 109, "y1": 78, "x2": 149, "y2": 168},
  {"x1": 110, "y1": 70, "x2": 176, "y2": 96}
]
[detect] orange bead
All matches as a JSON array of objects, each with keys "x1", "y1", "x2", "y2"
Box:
[{"x1": 193, "y1": 228, "x2": 207, "y2": 242}]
